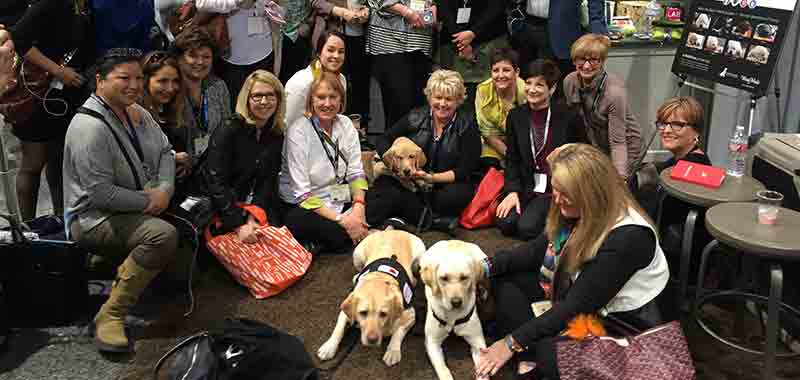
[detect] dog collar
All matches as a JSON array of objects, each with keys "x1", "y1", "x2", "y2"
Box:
[
  {"x1": 432, "y1": 305, "x2": 474, "y2": 329},
  {"x1": 356, "y1": 256, "x2": 414, "y2": 309}
]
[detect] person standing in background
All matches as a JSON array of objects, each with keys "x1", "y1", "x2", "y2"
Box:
[
  {"x1": 507, "y1": 0, "x2": 607, "y2": 77},
  {"x1": 196, "y1": 0, "x2": 276, "y2": 105}
]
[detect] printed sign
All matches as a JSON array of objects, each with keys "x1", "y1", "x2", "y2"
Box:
[{"x1": 671, "y1": 0, "x2": 797, "y2": 95}]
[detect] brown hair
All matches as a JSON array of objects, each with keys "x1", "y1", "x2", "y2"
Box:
[
  {"x1": 141, "y1": 51, "x2": 185, "y2": 129},
  {"x1": 174, "y1": 25, "x2": 217, "y2": 58},
  {"x1": 521, "y1": 59, "x2": 561, "y2": 89},
  {"x1": 655, "y1": 96, "x2": 704, "y2": 135},
  {"x1": 304, "y1": 71, "x2": 347, "y2": 117},
  {"x1": 545, "y1": 143, "x2": 653, "y2": 274},
  {"x1": 235, "y1": 70, "x2": 286, "y2": 134},
  {"x1": 570, "y1": 33, "x2": 611, "y2": 62}
]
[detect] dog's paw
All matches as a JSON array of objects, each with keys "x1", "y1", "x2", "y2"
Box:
[
  {"x1": 317, "y1": 339, "x2": 339, "y2": 361},
  {"x1": 383, "y1": 348, "x2": 402, "y2": 366}
]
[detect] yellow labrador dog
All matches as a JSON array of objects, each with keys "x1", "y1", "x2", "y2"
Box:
[
  {"x1": 373, "y1": 137, "x2": 431, "y2": 192},
  {"x1": 317, "y1": 229, "x2": 425, "y2": 366},
  {"x1": 420, "y1": 240, "x2": 490, "y2": 380}
]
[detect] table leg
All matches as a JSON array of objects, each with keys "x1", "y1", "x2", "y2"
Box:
[
  {"x1": 764, "y1": 263, "x2": 782, "y2": 380},
  {"x1": 679, "y1": 209, "x2": 698, "y2": 308},
  {"x1": 694, "y1": 239, "x2": 719, "y2": 312}
]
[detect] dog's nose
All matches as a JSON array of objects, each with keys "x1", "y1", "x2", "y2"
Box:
[
  {"x1": 451, "y1": 298, "x2": 463, "y2": 308},
  {"x1": 404, "y1": 168, "x2": 411, "y2": 176},
  {"x1": 367, "y1": 334, "x2": 380, "y2": 345}
]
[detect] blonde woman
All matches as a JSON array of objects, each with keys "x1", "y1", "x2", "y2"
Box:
[
  {"x1": 203, "y1": 70, "x2": 285, "y2": 242},
  {"x1": 476, "y1": 143, "x2": 669, "y2": 379},
  {"x1": 365, "y1": 69, "x2": 482, "y2": 234},
  {"x1": 279, "y1": 71, "x2": 368, "y2": 254},
  {"x1": 563, "y1": 34, "x2": 642, "y2": 180}
]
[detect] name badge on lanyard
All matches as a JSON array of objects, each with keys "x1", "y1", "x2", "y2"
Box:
[
  {"x1": 457, "y1": 0, "x2": 471, "y2": 24},
  {"x1": 330, "y1": 184, "x2": 351, "y2": 203},
  {"x1": 530, "y1": 106, "x2": 551, "y2": 193}
]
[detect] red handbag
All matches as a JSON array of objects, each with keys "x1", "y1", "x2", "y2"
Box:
[
  {"x1": 204, "y1": 204, "x2": 312, "y2": 299},
  {"x1": 459, "y1": 167, "x2": 504, "y2": 229},
  {"x1": 556, "y1": 321, "x2": 696, "y2": 380},
  {"x1": 0, "y1": 59, "x2": 51, "y2": 126}
]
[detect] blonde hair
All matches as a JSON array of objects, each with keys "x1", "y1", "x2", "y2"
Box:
[
  {"x1": 570, "y1": 33, "x2": 611, "y2": 62},
  {"x1": 545, "y1": 143, "x2": 653, "y2": 273},
  {"x1": 423, "y1": 69, "x2": 467, "y2": 105},
  {"x1": 235, "y1": 70, "x2": 286, "y2": 134},
  {"x1": 304, "y1": 71, "x2": 347, "y2": 117}
]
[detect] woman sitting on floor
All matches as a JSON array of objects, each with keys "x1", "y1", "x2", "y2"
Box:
[
  {"x1": 475, "y1": 47, "x2": 526, "y2": 171},
  {"x1": 279, "y1": 72, "x2": 368, "y2": 254},
  {"x1": 476, "y1": 143, "x2": 669, "y2": 380},
  {"x1": 284, "y1": 30, "x2": 347, "y2": 128},
  {"x1": 495, "y1": 59, "x2": 581, "y2": 241},
  {"x1": 365, "y1": 69, "x2": 482, "y2": 235},
  {"x1": 204, "y1": 70, "x2": 285, "y2": 242}
]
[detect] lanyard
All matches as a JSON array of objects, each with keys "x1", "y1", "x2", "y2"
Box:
[
  {"x1": 189, "y1": 86, "x2": 209, "y2": 133},
  {"x1": 311, "y1": 117, "x2": 348, "y2": 183},
  {"x1": 94, "y1": 95, "x2": 145, "y2": 163},
  {"x1": 529, "y1": 106, "x2": 551, "y2": 170},
  {"x1": 580, "y1": 72, "x2": 607, "y2": 143}
]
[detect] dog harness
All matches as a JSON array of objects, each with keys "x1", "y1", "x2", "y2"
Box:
[
  {"x1": 432, "y1": 305, "x2": 475, "y2": 329},
  {"x1": 355, "y1": 256, "x2": 414, "y2": 309}
]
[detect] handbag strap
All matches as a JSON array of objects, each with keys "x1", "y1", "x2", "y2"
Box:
[
  {"x1": 76, "y1": 106, "x2": 143, "y2": 190},
  {"x1": 627, "y1": 127, "x2": 660, "y2": 179},
  {"x1": 152, "y1": 331, "x2": 212, "y2": 380}
]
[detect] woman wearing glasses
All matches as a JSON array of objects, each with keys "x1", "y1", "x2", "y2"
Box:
[
  {"x1": 280, "y1": 72, "x2": 368, "y2": 254},
  {"x1": 203, "y1": 70, "x2": 285, "y2": 243},
  {"x1": 562, "y1": 34, "x2": 642, "y2": 180},
  {"x1": 652, "y1": 96, "x2": 710, "y2": 268}
]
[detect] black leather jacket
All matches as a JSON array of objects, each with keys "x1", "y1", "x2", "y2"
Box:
[
  {"x1": 377, "y1": 106, "x2": 482, "y2": 182},
  {"x1": 203, "y1": 114, "x2": 284, "y2": 232}
]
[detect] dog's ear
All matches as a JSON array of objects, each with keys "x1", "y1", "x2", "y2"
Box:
[
  {"x1": 341, "y1": 293, "x2": 357, "y2": 320},
  {"x1": 420, "y1": 258, "x2": 440, "y2": 297},
  {"x1": 382, "y1": 148, "x2": 398, "y2": 172},
  {"x1": 467, "y1": 244, "x2": 488, "y2": 284},
  {"x1": 414, "y1": 146, "x2": 426, "y2": 170}
]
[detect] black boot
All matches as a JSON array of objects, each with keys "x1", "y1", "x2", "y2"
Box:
[
  {"x1": 381, "y1": 217, "x2": 408, "y2": 231},
  {"x1": 429, "y1": 216, "x2": 458, "y2": 236}
]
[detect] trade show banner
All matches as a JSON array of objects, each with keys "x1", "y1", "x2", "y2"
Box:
[{"x1": 671, "y1": 0, "x2": 797, "y2": 95}]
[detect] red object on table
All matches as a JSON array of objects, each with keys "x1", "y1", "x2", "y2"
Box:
[{"x1": 670, "y1": 160, "x2": 726, "y2": 188}]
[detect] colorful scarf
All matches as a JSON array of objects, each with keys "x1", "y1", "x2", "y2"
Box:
[{"x1": 539, "y1": 227, "x2": 572, "y2": 299}]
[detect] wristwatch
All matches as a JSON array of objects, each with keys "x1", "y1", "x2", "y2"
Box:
[{"x1": 504, "y1": 334, "x2": 525, "y2": 353}]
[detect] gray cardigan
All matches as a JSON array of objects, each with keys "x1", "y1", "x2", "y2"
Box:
[{"x1": 63, "y1": 95, "x2": 176, "y2": 236}]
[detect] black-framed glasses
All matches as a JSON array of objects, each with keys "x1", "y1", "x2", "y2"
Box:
[
  {"x1": 574, "y1": 57, "x2": 602, "y2": 66},
  {"x1": 250, "y1": 93, "x2": 278, "y2": 103},
  {"x1": 656, "y1": 121, "x2": 691, "y2": 131},
  {"x1": 142, "y1": 50, "x2": 169, "y2": 66}
]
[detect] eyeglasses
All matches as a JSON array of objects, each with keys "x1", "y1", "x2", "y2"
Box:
[
  {"x1": 656, "y1": 121, "x2": 691, "y2": 131},
  {"x1": 574, "y1": 57, "x2": 602, "y2": 66},
  {"x1": 250, "y1": 93, "x2": 278, "y2": 103},
  {"x1": 142, "y1": 51, "x2": 169, "y2": 66}
]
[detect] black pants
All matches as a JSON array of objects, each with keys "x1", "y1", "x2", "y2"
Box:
[
  {"x1": 492, "y1": 244, "x2": 560, "y2": 378},
  {"x1": 509, "y1": 19, "x2": 573, "y2": 86},
  {"x1": 496, "y1": 194, "x2": 551, "y2": 241},
  {"x1": 371, "y1": 51, "x2": 431, "y2": 129},
  {"x1": 219, "y1": 53, "x2": 275, "y2": 108},
  {"x1": 365, "y1": 175, "x2": 475, "y2": 227},
  {"x1": 283, "y1": 204, "x2": 352, "y2": 254},
  {"x1": 343, "y1": 35, "x2": 371, "y2": 121},
  {"x1": 279, "y1": 34, "x2": 311, "y2": 84}
]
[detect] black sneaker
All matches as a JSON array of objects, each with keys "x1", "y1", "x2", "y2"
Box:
[
  {"x1": 383, "y1": 217, "x2": 408, "y2": 230},
  {"x1": 301, "y1": 241, "x2": 322, "y2": 255}
]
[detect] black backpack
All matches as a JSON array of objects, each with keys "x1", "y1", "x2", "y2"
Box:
[{"x1": 153, "y1": 318, "x2": 320, "y2": 380}]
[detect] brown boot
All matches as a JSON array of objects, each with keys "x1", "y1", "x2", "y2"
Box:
[{"x1": 94, "y1": 257, "x2": 159, "y2": 352}]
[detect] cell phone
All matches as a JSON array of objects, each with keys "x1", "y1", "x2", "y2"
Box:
[{"x1": 422, "y1": 9, "x2": 435, "y2": 26}]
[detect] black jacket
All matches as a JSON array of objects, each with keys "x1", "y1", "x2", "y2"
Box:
[
  {"x1": 203, "y1": 115, "x2": 284, "y2": 232},
  {"x1": 439, "y1": 0, "x2": 507, "y2": 48},
  {"x1": 504, "y1": 100, "x2": 582, "y2": 202},
  {"x1": 378, "y1": 106, "x2": 482, "y2": 183}
]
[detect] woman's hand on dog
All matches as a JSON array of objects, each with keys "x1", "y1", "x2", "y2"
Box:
[
  {"x1": 412, "y1": 170, "x2": 434, "y2": 183},
  {"x1": 339, "y1": 208, "x2": 369, "y2": 244},
  {"x1": 496, "y1": 192, "x2": 521, "y2": 219},
  {"x1": 476, "y1": 340, "x2": 513, "y2": 377}
]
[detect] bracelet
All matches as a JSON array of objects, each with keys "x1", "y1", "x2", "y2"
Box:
[{"x1": 505, "y1": 334, "x2": 525, "y2": 353}]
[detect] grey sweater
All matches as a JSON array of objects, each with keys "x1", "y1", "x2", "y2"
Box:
[{"x1": 63, "y1": 95, "x2": 176, "y2": 236}]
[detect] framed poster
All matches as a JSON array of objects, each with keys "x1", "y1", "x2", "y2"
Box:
[{"x1": 671, "y1": 0, "x2": 797, "y2": 95}]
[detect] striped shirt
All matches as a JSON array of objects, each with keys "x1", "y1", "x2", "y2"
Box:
[{"x1": 366, "y1": 0, "x2": 433, "y2": 56}]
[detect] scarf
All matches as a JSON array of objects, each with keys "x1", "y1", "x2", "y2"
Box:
[{"x1": 539, "y1": 227, "x2": 572, "y2": 299}]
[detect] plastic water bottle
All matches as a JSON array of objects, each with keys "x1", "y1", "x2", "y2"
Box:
[{"x1": 726, "y1": 125, "x2": 747, "y2": 177}]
